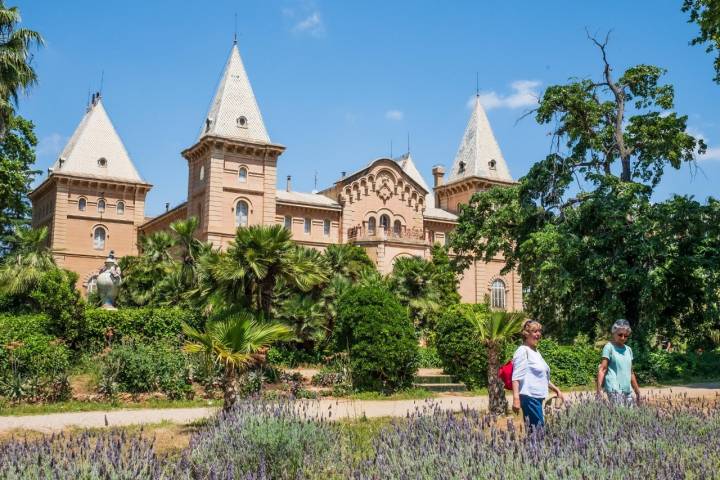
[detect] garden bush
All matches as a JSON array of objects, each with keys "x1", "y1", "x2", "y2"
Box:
[
  {"x1": 635, "y1": 349, "x2": 720, "y2": 383},
  {"x1": 0, "y1": 314, "x2": 71, "y2": 401},
  {"x1": 100, "y1": 340, "x2": 192, "y2": 399},
  {"x1": 417, "y1": 345, "x2": 443, "y2": 368},
  {"x1": 435, "y1": 303, "x2": 490, "y2": 388},
  {"x1": 333, "y1": 284, "x2": 418, "y2": 393},
  {"x1": 533, "y1": 338, "x2": 598, "y2": 386},
  {"x1": 76, "y1": 307, "x2": 203, "y2": 352}
]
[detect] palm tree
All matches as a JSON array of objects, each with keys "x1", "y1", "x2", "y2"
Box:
[
  {"x1": 0, "y1": 3, "x2": 43, "y2": 137},
  {"x1": 324, "y1": 243, "x2": 375, "y2": 281},
  {"x1": 196, "y1": 225, "x2": 326, "y2": 315},
  {"x1": 0, "y1": 226, "x2": 55, "y2": 295},
  {"x1": 182, "y1": 311, "x2": 293, "y2": 411},
  {"x1": 138, "y1": 231, "x2": 175, "y2": 263},
  {"x1": 469, "y1": 310, "x2": 525, "y2": 415},
  {"x1": 389, "y1": 256, "x2": 442, "y2": 329},
  {"x1": 169, "y1": 217, "x2": 212, "y2": 289},
  {"x1": 277, "y1": 293, "x2": 327, "y2": 350}
]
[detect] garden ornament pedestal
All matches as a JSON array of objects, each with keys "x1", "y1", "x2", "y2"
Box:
[{"x1": 96, "y1": 250, "x2": 122, "y2": 310}]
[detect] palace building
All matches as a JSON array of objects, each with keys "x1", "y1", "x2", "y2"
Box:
[{"x1": 29, "y1": 41, "x2": 522, "y2": 310}]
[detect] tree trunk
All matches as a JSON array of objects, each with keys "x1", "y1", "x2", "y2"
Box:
[
  {"x1": 222, "y1": 367, "x2": 238, "y2": 412},
  {"x1": 486, "y1": 343, "x2": 507, "y2": 415}
]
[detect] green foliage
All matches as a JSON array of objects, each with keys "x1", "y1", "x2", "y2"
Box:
[
  {"x1": 324, "y1": 243, "x2": 375, "y2": 281},
  {"x1": 452, "y1": 41, "x2": 717, "y2": 346},
  {"x1": 388, "y1": 245, "x2": 460, "y2": 329},
  {"x1": 28, "y1": 267, "x2": 85, "y2": 339},
  {"x1": 0, "y1": 116, "x2": 38, "y2": 249},
  {"x1": 435, "y1": 304, "x2": 490, "y2": 388},
  {"x1": 635, "y1": 349, "x2": 720, "y2": 383},
  {"x1": 417, "y1": 345, "x2": 442, "y2": 368},
  {"x1": 684, "y1": 0, "x2": 720, "y2": 83},
  {"x1": 100, "y1": 340, "x2": 191, "y2": 399},
  {"x1": 77, "y1": 307, "x2": 203, "y2": 352},
  {"x1": 333, "y1": 284, "x2": 418, "y2": 393},
  {"x1": 533, "y1": 338, "x2": 599, "y2": 387},
  {"x1": 266, "y1": 342, "x2": 323, "y2": 367},
  {"x1": 0, "y1": 313, "x2": 71, "y2": 401}
]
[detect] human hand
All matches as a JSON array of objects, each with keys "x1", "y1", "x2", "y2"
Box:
[
  {"x1": 636, "y1": 394, "x2": 642, "y2": 405},
  {"x1": 512, "y1": 397, "x2": 520, "y2": 414}
]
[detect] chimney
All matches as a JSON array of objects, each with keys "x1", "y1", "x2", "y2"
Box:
[
  {"x1": 341, "y1": 171, "x2": 346, "y2": 179},
  {"x1": 165, "y1": 202, "x2": 170, "y2": 212},
  {"x1": 286, "y1": 175, "x2": 292, "y2": 192},
  {"x1": 432, "y1": 165, "x2": 445, "y2": 187}
]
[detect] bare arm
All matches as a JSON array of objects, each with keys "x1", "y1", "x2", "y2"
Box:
[
  {"x1": 512, "y1": 380, "x2": 521, "y2": 413},
  {"x1": 548, "y1": 381, "x2": 564, "y2": 400},
  {"x1": 631, "y1": 370, "x2": 641, "y2": 403},
  {"x1": 597, "y1": 358, "x2": 609, "y2": 395}
]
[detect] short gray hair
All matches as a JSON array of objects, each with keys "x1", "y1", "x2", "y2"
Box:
[{"x1": 611, "y1": 319, "x2": 632, "y2": 334}]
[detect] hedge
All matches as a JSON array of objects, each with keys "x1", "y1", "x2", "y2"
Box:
[
  {"x1": 74, "y1": 307, "x2": 203, "y2": 352},
  {"x1": 635, "y1": 349, "x2": 720, "y2": 383},
  {"x1": 333, "y1": 284, "x2": 418, "y2": 393}
]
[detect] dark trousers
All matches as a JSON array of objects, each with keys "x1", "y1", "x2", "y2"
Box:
[{"x1": 519, "y1": 394, "x2": 545, "y2": 430}]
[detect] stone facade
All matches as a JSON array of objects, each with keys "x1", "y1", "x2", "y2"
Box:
[{"x1": 31, "y1": 42, "x2": 522, "y2": 310}]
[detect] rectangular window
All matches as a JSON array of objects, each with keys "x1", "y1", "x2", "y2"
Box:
[
  {"x1": 304, "y1": 218, "x2": 311, "y2": 234},
  {"x1": 284, "y1": 215, "x2": 292, "y2": 230},
  {"x1": 323, "y1": 219, "x2": 331, "y2": 236}
]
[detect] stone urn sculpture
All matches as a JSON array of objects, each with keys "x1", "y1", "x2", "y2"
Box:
[{"x1": 96, "y1": 250, "x2": 122, "y2": 310}]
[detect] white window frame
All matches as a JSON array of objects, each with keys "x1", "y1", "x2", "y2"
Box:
[
  {"x1": 304, "y1": 218, "x2": 311, "y2": 234},
  {"x1": 235, "y1": 200, "x2": 249, "y2": 227},
  {"x1": 93, "y1": 227, "x2": 106, "y2": 250},
  {"x1": 97, "y1": 199, "x2": 106, "y2": 213},
  {"x1": 284, "y1": 215, "x2": 292, "y2": 230},
  {"x1": 78, "y1": 198, "x2": 86, "y2": 212},
  {"x1": 491, "y1": 279, "x2": 506, "y2": 310},
  {"x1": 323, "y1": 219, "x2": 331, "y2": 236},
  {"x1": 116, "y1": 201, "x2": 125, "y2": 215},
  {"x1": 238, "y1": 167, "x2": 248, "y2": 183}
]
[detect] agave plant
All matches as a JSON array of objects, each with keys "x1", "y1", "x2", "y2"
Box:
[{"x1": 182, "y1": 310, "x2": 293, "y2": 411}]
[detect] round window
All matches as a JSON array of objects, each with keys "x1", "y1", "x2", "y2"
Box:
[
  {"x1": 237, "y1": 116, "x2": 248, "y2": 128},
  {"x1": 98, "y1": 157, "x2": 108, "y2": 168}
]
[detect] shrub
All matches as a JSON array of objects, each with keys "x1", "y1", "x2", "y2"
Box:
[
  {"x1": 532, "y1": 338, "x2": 599, "y2": 386},
  {"x1": 266, "y1": 341, "x2": 323, "y2": 367},
  {"x1": 28, "y1": 268, "x2": 85, "y2": 341},
  {"x1": 435, "y1": 304, "x2": 489, "y2": 388},
  {"x1": 100, "y1": 340, "x2": 191, "y2": 399},
  {"x1": 333, "y1": 284, "x2": 418, "y2": 392},
  {"x1": 76, "y1": 307, "x2": 203, "y2": 352},
  {"x1": 635, "y1": 349, "x2": 720, "y2": 383},
  {"x1": 0, "y1": 314, "x2": 71, "y2": 401},
  {"x1": 417, "y1": 345, "x2": 443, "y2": 368}
]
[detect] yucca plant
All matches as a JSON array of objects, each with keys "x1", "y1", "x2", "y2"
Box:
[
  {"x1": 182, "y1": 310, "x2": 293, "y2": 411},
  {"x1": 469, "y1": 309, "x2": 525, "y2": 414}
]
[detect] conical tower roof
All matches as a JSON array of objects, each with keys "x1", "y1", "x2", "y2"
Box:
[
  {"x1": 51, "y1": 95, "x2": 145, "y2": 183},
  {"x1": 198, "y1": 42, "x2": 270, "y2": 143},
  {"x1": 448, "y1": 96, "x2": 512, "y2": 183}
]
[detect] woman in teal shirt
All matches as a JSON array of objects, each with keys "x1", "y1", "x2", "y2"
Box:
[{"x1": 597, "y1": 319, "x2": 641, "y2": 405}]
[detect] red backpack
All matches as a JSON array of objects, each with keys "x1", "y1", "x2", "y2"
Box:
[{"x1": 498, "y1": 361, "x2": 514, "y2": 390}]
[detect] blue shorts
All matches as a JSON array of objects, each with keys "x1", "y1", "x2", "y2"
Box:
[{"x1": 520, "y1": 394, "x2": 545, "y2": 431}]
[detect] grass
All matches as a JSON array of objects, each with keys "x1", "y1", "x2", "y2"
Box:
[
  {"x1": 347, "y1": 388, "x2": 437, "y2": 401},
  {"x1": 0, "y1": 398, "x2": 219, "y2": 417}
]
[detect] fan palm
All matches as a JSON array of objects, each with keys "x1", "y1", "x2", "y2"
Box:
[
  {"x1": 169, "y1": 216, "x2": 212, "y2": 289},
  {"x1": 182, "y1": 311, "x2": 293, "y2": 411},
  {"x1": 389, "y1": 256, "x2": 442, "y2": 329},
  {"x1": 469, "y1": 310, "x2": 526, "y2": 414},
  {"x1": 0, "y1": 226, "x2": 55, "y2": 295},
  {"x1": 138, "y1": 231, "x2": 175, "y2": 263},
  {"x1": 0, "y1": 3, "x2": 43, "y2": 137},
  {"x1": 324, "y1": 243, "x2": 375, "y2": 281},
  {"x1": 277, "y1": 293, "x2": 328, "y2": 349}
]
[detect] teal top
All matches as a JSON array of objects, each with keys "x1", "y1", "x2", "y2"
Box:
[{"x1": 602, "y1": 342, "x2": 633, "y2": 393}]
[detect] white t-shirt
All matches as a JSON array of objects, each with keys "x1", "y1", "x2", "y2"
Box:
[{"x1": 511, "y1": 345, "x2": 550, "y2": 398}]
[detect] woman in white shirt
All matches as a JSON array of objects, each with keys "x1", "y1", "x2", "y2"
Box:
[{"x1": 511, "y1": 320, "x2": 564, "y2": 431}]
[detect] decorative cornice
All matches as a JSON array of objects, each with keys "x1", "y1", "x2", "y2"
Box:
[{"x1": 181, "y1": 135, "x2": 285, "y2": 162}]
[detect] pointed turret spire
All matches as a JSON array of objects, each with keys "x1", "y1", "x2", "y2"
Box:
[
  {"x1": 199, "y1": 42, "x2": 270, "y2": 144},
  {"x1": 448, "y1": 96, "x2": 512, "y2": 183},
  {"x1": 51, "y1": 94, "x2": 145, "y2": 183}
]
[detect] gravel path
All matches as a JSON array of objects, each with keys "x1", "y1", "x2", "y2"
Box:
[{"x1": 0, "y1": 384, "x2": 717, "y2": 434}]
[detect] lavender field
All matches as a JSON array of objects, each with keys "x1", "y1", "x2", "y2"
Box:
[{"x1": 1, "y1": 396, "x2": 718, "y2": 479}]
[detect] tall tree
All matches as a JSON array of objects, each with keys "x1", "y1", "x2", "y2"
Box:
[
  {"x1": 0, "y1": 115, "x2": 37, "y2": 252},
  {"x1": 0, "y1": 225, "x2": 53, "y2": 296},
  {"x1": 0, "y1": 2, "x2": 42, "y2": 136},
  {"x1": 683, "y1": 0, "x2": 720, "y2": 83},
  {"x1": 452, "y1": 36, "x2": 710, "y2": 345}
]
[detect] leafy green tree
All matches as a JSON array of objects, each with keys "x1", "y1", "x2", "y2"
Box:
[
  {"x1": 468, "y1": 310, "x2": 525, "y2": 414},
  {"x1": 0, "y1": 3, "x2": 42, "y2": 137},
  {"x1": 452, "y1": 37, "x2": 711, "y2": 346},
  {"x1": 0, "y1": 115, "x2": 37, "y2": 251},
  {"x1": 182, "y1": 311, "x2": 293, "y2": 411},
  {"x1": 0, "y1": 225, "x2": 54, "y2": 296},
  {"x1": 194, "y1": 225, "x2": 326, "y2": 316},
  {"x1": 323, "y1": 243, "x2": 375, "y2": 281},
  {"x1": 683, "y1": 0, "x2": 720, "y2": 83}
]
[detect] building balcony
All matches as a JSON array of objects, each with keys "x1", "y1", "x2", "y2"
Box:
[{"x1": 346, "y1": 225, "x2": 429, "y2": 246}]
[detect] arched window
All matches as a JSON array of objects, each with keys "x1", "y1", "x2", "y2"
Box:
[
  {"x1": 380, "y1": 214, "x2": 390, "y2": 232},
  {"x1": 284, "y1": 215, "x2": 292, "y2": 230},
  {"x1": 393, "y1": 220, "x2": 402, "y2": 236},
  {"x1": 97, "y1": 199, "x2": 105, "y2": 213},
  {"x1": 491, "y1": 279, "x2": 506, "y2": 310},
  {"x1": 78, "y1": 198, "x2": 86, "y2": 211},
  {"x1": 323, "y1": 219, "x2": 331, "y2": 236},
  {"x1": 238, "y1": 167, "x2": 248, "y2": 183},
  {"x1": 304, "y1": 218, "x2": 311, "y2": 234},
  {"x1": 199, "y1": 165, "x2": 205, "y2": 181},
  {"x1": 93, "y1": 227, "x2": 106, "y2": 250},
  {"x1": 368, "y1": 217, "x2": 376, "y2": 234},
  {"x1": 235, "y1": 200, "x2": 249, "y2": 227},
  {"x1": 116, "y1": 201, "x2": 125, "y2": 215}
]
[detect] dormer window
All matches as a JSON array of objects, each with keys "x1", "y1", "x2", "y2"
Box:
[
  {"x1": 489, "y1": 159, "x2": 497, "y2": 170},
  {"x1": 236, "y1": 116, "x2": 248, "y2": 128},
  {"x1": 98, "y1": 157, "x2": 108, "y2": 168},
  {"x1": 458, "y1": 161, "x2": 466, "y2": 174}
]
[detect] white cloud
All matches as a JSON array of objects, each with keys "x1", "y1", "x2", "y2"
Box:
[
  {"x1": 385, "y1": 110, "x2": 404, "y2": 121},
  {"x1": 292, "y1": 11, "x2": 325, "y2": 37},
  {"x1": 469, "y1": 80, "x2": 541, "y2": 110},
  {"x1": 686, "y1": 126, "x2": 720, "y2": 161},
  {"x1": 36, "y1": 132, "x2": 66, "y2": 159}
]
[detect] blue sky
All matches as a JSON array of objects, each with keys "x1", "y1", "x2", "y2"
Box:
[{"x1": 19, "y1": 0, "x2": 720, "y2": 216}]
